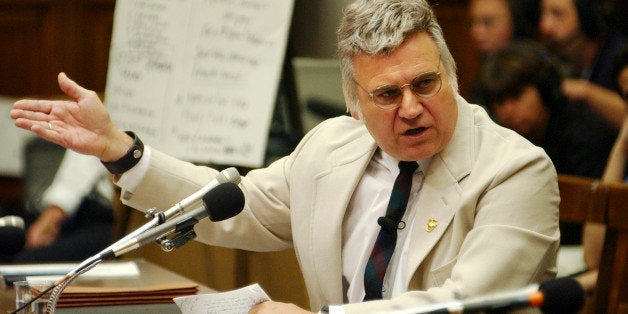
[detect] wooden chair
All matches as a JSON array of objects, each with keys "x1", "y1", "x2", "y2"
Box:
[
  {"x1": 557, "y1": 174, "x2": 607, "y2": 224},
  {"x1": 557, "y1": 174, "x2": 628, "y2": 314},
  {"x1": 594, "y1": 181, "x2": 628, "y2": 314}
]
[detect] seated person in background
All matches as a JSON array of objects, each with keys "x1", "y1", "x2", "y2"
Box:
[
  {"x1": 475, "y1": 40, "x2": 618, "y2": 275},
  {"x1": 539, "y1": 0, "x2": 626, "y2": 129},
  {"x1": 468, "y1": 0, "x2": 539, "y2": 55},
  {"x1": 467, "y1": 0, "x2": 540, "y2": 105},
  {"x1": 576, "y1": 45, "x2": 628, "y2": 293},
  {"x1": 0, "y1": 138, "x2": 114, "y2": 263},
  {"x1": 11, "y1": 0, "x2": 560, "y2": 312}
]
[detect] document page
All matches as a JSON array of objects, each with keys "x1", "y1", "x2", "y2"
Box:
[
  {"x1": 105, "y1": 0, "x2": 294, "y2": 167},
  {"x1": 173, "y1": 283, "x2": 270, "y2": 314}
]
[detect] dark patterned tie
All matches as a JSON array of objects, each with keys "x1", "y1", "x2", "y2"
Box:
[{"x1": 363, "y1": 161, "x2": 418, "y2": 301}]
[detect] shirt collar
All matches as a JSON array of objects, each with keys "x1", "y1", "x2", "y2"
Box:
[{"x1": 375, "y1": 148, "x2": 432, "y2": 175}]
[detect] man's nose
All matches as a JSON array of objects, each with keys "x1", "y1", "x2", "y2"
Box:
[{"x1": 397, "y1": 87, "x2": 424, "y2": 118}]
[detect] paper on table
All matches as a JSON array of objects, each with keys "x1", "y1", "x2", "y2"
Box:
[
  {"x1": 174, "y1": 283, "x2": 270, "y2": 314},
  {"x1": 0, "y1": 261, "x2": 139, "y2": 279}
]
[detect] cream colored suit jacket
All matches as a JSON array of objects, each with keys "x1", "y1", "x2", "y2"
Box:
[{"x1": 120, "y1": 96, "x2": 560, "y2": 313}]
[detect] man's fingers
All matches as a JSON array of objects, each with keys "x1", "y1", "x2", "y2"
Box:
[
  {"x1": 11, "y1": 108, "x2": 51, "y2": 122},
  {"x1": 58, "y1": 72, "x2": 92, "y2": 100},
  {"x1": 12, "y1": 99, "x2": 52, "y2": 113},
  {"x1": 14, "y1": 117, "x2": 64, "y2": 145}
]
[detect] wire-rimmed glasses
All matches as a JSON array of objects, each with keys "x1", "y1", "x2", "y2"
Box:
[{"x1": 354, "y1": 58, "x2": 443, "y2": 110}]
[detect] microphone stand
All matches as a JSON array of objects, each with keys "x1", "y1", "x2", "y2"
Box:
[{"x1": 154, "y1": 216, "x2": 199, "y2": 252}]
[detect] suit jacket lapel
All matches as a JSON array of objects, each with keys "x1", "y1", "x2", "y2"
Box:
[
  {"x1": 407, "y1": 95, "x2": 474, "y2": 276},
  {"x1": 310, "y1": 129, "x2": 377, "y2": 303}
]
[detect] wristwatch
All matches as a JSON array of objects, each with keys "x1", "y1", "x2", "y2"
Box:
[{"x1": 101, "y1": 131, "x2": 144, "y2": 174}]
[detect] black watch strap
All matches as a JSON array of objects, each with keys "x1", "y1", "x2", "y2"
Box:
[{"x1": 101, "y1": 131, "x2": 144, "y2": 174}]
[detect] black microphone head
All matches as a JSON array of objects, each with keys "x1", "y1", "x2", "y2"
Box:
[
  {"x1": 377, "y1": 216, "x2": 397, "y2": 232},
  {"x1": 202, "y1": 182, "x2": 245, "y2": 222},
  {"x1": 538, "y1": 277, "x2": 585, "y2": 313},
  {"x1": 0, "y1": 225, "x2": 26, "y2": 255}
]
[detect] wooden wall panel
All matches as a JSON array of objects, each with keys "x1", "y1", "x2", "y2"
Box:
[
  {"x1": 0, "y1": 0, "x2": 115, "y2": 96},
  {"x1": 433, "y1": 0, "x2": 478, "y2": 100},
  {"x1": 0, "y1": 3, "x2": 48, "y2": 95},
  {"x1": 75, "y1": 1, "x2": 115, "y2": 91}
]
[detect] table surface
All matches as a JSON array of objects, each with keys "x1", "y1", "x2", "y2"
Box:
[{"x1": 0, "y1": 258, "x2": 215, "y2": 313}]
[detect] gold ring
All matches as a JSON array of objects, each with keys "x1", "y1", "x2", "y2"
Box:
[{"x1": 48, "y1": 121, "x2": 54, "y2": 130}]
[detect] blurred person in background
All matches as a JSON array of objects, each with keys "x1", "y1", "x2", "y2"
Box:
[
  {"x1": 539, "y1": 0, "x2": 626, "y2": 129},
  {"x1": 576, "y1": 46, "x2": 628, "y2": 296},
  {"x1": 0, "y1": 141, "x2": 114, "y2": 263},
  {"x1": 467, "y1": 0, "x2": 540, "y2": 106},
  {"x1": 475, "y1": 40, "x2": 618, "y2": 276},
  {"x1": 468, "y1": 0, "x2": 540, "y2": 56}
]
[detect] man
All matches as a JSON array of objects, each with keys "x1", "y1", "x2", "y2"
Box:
[
  {"x1": 539, "y1": 0, "x2": 626, "y2": 129},
  {"x1": 468, "y1": 0, "x2": 539, "y2": 56},
  {"x1": 467, "y1": 0, "x2": 540, "y2": 107},
  {"x1": 475, "y1": 40, "x2": 617, "y2": 275},
  {"x1": 577, "y1": 46, "x2": 628, "y2": 294},
  {"x1": 11, "y1": 0, "x2": 559, "y2": 313},
  {"x1": 0, "y1": 139, "x2": 114, "y2": 263}
]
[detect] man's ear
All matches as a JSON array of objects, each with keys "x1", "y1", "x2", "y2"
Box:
[{"x1": 350, "y1": 109, "x2": 360, "y2": 120}]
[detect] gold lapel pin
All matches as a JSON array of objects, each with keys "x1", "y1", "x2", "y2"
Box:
[{"x1": 425, "y1": 218, "x2": 438, "y2": 232}]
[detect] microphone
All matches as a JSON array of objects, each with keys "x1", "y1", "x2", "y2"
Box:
[
  {"x1": 377, "y1": 216, "x2": 397, "y2": 231},
  {"x1": 398, "y1": 277, "x2": 584, "y2": 313},
  {"x1": 104, "y1": 182, "x2": 245, "y2": 258},
  {"x1": 0, "y1": 215, "x2": 26, "y2": 255},
  {"x1": 95, "y1": 167, "x2": 241, "y2": 257},
  {"x1": 156, "y1": 167, "x2": 241, "y2": 223},
  {"x1": 537, "y1": 277, "x2": 585, "y2": 313}
]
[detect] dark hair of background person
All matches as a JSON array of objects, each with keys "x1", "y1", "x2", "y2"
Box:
[
  {"x1": 508, "y1": 0, "x2": 541, "y2": 39},
  {"x1": 475, "y1": 40, "x2": 565, "y2": 112},
  {"x1": 573, "y1": 0, "x2": 605, "y2": 40}
]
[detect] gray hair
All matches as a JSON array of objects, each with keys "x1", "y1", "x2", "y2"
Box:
[{"x1": 337, "y1": 0, "x2": 458, "y2": 113}]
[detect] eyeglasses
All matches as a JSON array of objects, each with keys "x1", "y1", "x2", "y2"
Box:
[{"x1": 354, "y1": 59, "x2": 442, "y2": 110}]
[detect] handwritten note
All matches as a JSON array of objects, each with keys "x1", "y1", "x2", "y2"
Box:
[
  {"x1": 173, "y1": 283, "x2": 270, "y2": 314},
  {"x1": 105, "y1": 0, "x2": 294, "y2": 167}
]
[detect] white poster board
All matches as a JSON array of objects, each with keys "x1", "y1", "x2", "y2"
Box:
[{"x1": 104, "y1": 0, "x2": 294, "y2": 167}]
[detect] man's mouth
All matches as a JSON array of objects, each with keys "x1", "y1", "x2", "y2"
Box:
[{"x1": 404, "y1": 127, "x2": 427, "y2": 135}]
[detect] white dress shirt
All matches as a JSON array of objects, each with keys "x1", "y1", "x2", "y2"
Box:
[
  {"x1": 342, "y1": 149, "x2": 430, "y2": 303},
  {"x1": 41, "y1": 150, "x2": 112, "y2": 216}
]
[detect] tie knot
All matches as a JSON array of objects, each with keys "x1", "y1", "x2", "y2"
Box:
[{"x1": 398, "y1": 161, "x2": 418, "y2": 174}]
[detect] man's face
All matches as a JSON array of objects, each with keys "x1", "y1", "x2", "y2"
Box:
[
  {"x1": 469, "y1": 0, "x2": 514, "y2": 55},
  {"x1": 539, "y1": 0, "x2": 581, "y2": 49},
  {"x1": 492, "y1": 86, "x2": 550, "y2": 141},
  {"x1": 351, "y1": 32, "x2": 457, "y2": 161}
]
